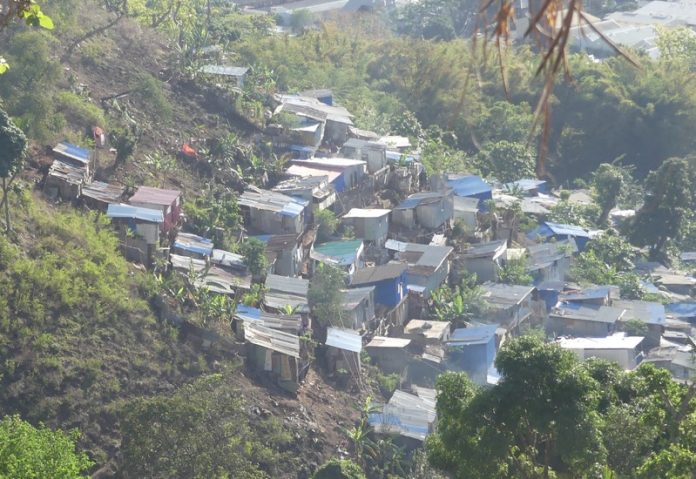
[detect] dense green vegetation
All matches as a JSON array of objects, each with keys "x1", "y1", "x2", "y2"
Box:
[
  {"x1": 0, "y1": 415, "x2": 92, "y2": 478},
  {"x1": 427, "y1": 336, "x2": 696, "y2": 478}
]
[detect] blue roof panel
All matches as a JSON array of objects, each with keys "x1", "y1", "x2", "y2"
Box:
[
  {"x1": 447, "y1": 175, "x2": 492, "y2": 197},
  {"x1": 544, "y1": 222, "x2": 590, "y2": 238},
  {"x1": 53, "y1": 142, "x2": 91, "y2": 164}
]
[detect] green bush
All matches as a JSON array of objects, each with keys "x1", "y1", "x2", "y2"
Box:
[
  {"x1": 56, "y1": 91, "x2": 107, "y2": 130},
  {"x1": 134, "y1": 73, "x2": 172, "y2": 121}
]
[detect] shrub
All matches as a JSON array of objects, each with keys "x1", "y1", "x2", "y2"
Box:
[{"x1": 56, "y1": 91, "x2": 107, "y2": 130}]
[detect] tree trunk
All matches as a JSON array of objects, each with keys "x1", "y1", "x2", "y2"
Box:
[{"x1": 2, "y1": 177, "x2": 10, "y2": 233}]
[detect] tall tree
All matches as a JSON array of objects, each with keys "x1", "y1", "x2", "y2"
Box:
[
  {"x1": 0, "y1": 107, "x2": 27, "y2": 232},
  {"x1": 592, "y1": 163, "x2": 629, "y2": 225},
  {"x1": 308, "y1": 264, "x2": 345, "y2": 327},
  {"x1": 629, "y1": 157, "x2": 695, "y2": 260}
]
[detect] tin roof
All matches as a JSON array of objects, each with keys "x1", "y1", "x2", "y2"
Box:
[
  {"x1": 244, "y1": 323, "x2": 301, "y2": 358},
  {"x1": 368, "y1": 389, "x2": 436, "y2": 441},
  {"x1": 199, "y1": 64, "x2": 249, "y2": 77},
  {"x1": 481, "y1": 283, "x2": 535, "y2": 308},
  {"x1": 351, "y1": 263, "x2": 407, "y2": 285},
  {"x1": 235, "y1": 304, "x2": 302, "y2": 331},
  {"x1": 129, "y1": 186, "x2": 181, "y2": 206},
  {"x1": 53, "y1": 141, "x2": 90, "y2": 165},
  {"x1": 293, "y1": 157, "x2": 366, "y2": 169},
  {"x1": 461, "y1": 240, "x2": 507, "y2": 259},
  {"x1": 107, "y1": 203, "x2": 163, "y2": 223},
  {"x1": 285, "y1": 165, "x2": 343, "y2": 184},
  {"x1": 558, "y1": 333, "x2": 644, "y2": 350},
  {"x1": 366, "y1": 336, "x2": 411, "y2": 348},
  {"x1": 174, "y1": 232, "x2": 214, "y2": 257},
  {"x1": 170, "y1": 254, "x2": 251, "y2": 294},
  {"x1": 81, "y1": 181, "x2": 125, "y2": 204},
  {"x1": 448, "y1": 324, "x2": 498, "y2": 346},
  {"x1": 239, "y1": 188, "x2": 308, "y2": 217},
  {"x1": 551, "y1": 302, "x2": 625, "y2": 324},
  {"x1": 342, "y1": 208, "x2": 391, "y2": 219},
  {"x1": 342, "y1": 286, "x2": 374, "y2": 310},
  {"x1": 326, "y1": 327, "x2": 363, "y2": 352},
  {"x1": 264, "y1": 274, "x2": 309, "y2": 312},
  {"x1": 395, "y1": 191, "x2": 449, "y2": 210},
  {"x1": 48, "y1": 159, "x2": 87, "y2": 184},
  {"x1": 211, "y1": 249, "x2": 246, "y2": 270},
  {"x1": 389, "y1": 242, "x2": 453, "y2": 276}
]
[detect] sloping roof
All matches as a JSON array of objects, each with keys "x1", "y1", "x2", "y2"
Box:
[
  {"x1": 342, "y1": 208, "x2": 391, "y2": 219},
  {"x1": 174, "y1": 232, "x2": 214, "y2": 257},
  {"x1": 377, "y1": 135, "x2": 411, "y2": 149},
  {"x1": 211, "y1": 249, "x2": 246, "y2": 270},
  {"x1": 244, "y1": 323, "x2": 301, "y2": 358},
  {"x1": 535, "y1": 221, "x2": 591, "y2": 239},
  {"x1": 395, "y1": 191, "x2": 449, "y2": 210},
  {"x1": 366, "y1": 336, "x2": 411, "y2": 348},
  {"x1": 368, "y1": 389, "x2": 436, "y2": 441},
  {"x1": 447, "y1": 175, "x2": 491, "y2": 197},
  {"x1": 234, "y1": 304, "x2": 302, "y2": 331},
  {"x1": 342, "y1": 137, "x2": 385, "y2": 150},
  {"x1": 264, "y1": 274, "x2": 309, "y2": 312},
  {"x1": 293, "y1": 157, "x2": 366, "y2": 169},
  {"x1": 558, "y1": 334, "x2": 645, "y2": 350},
  {"x1": 285, "y1": 165, "x2": 342, "y2": 184},
  {"x1": 526, "y1": 239, "x2": 577, "y2": 271},
  {"x1": 276, "y1": 94, "x2": 353, "y2": 122},
  {"x1": 326, "y1": 327, "x2": 362, "y2": 352},
  {"x1": 389, "y1": 242, "x2": 453, "y2": 276},
  {"x1": 461, "y1": 240, "x2": 507, "y2": 259},
  {"x1": 107, "y1": 203, "x2": 163, "y2": 223},
  {"x1": 81, "y1": 181, "x2": 125, "y2": 204},
  {"x1": 129, "y1": 186, "x2": 181, "y2": 206},
  {"x1": 273, "y1": 175, "x2": 329, "y2": 194},
  {"x1": 311, "y1": 240, "x2": 363, "y2": 266},
  {"x1": 481, "y1": 283, "x2": 535, "y2": 308},
  {"x1": 351, "y1": 263, "x2": 407, "y2": 285},
  {"x1": 504, "y1": 179, "x2": 547, "y2": 191},
  {"x1": 612, "y1": 299, "x2": 667, "y2": 324},
  {"x1": 199, "y1": 64, "x2": 249, "y2": 76},
  {"x1": 448, "y1": 325, "x2": 498, "y2": 346},
  {"x1": 342, "y1": 286, "x2": 374, "y2": 310},
  {"x1": 404, "y1": 320, "x2": 450, "y2": 340},
  {"x1": 551, "y1": 302, "x2": 625, "y2": 323},
  {"x1": 562, "y1": 286, "x2": 612, "y2": 302},
  {"x1": 666, "y1": 302, "x2": 696, "y2": 318},
  {"x1": 53, "y1": 141, "x2": 90, "y2": 164},
  {"x1": 169, "y1": 254, "x2": 251, "y2": 294},
  {"x1": 239, "y1": 188, "x2": 308, "y2": 217},
  {"x1": 47, "y1": 159, "x2": 87, "y2": 184}
]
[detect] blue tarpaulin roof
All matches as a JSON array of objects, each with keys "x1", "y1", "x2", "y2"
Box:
[
  {"x1": 236, "y1": 304, "x2": 262, "y2": 321},
  {"x1": 447, "y1": 175, "x2": 492, "y2": 198},
  {"x1": 53, "y1": 141, "x2": 90, "y2": 165},
  {"x1": 107, "y1": 203, "x2": 163, "y2": 223},
  {"x1": 280, "y1": 201, "x2": 307, "y2": 217}
]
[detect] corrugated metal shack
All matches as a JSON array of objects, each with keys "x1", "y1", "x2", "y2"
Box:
[{"x1": 244, "y1": 322, "x2": 307, "y2": 394}]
